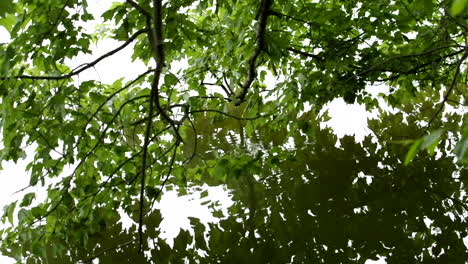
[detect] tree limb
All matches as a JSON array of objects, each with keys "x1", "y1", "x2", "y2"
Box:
[
  {"x1": 138, "y1": 0, "x2": 169, "y2": 254},
  {"x1": 235, "y1": 0, "x2": 273, "y2": 105}
]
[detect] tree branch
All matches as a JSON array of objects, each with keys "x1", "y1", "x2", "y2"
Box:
[
  {"x1": 138, "y1": 0, "x2": 170, "y2": 254},
  {"x1": 269, "y1": 10, "x2": 316, "y2": 26},
  {"x1": 201, "y1": 82, "x2": 232, "y2": 97},
  {"x1": 190, "y1": 108, "x2": 276, "y2": 120},
  {"x1": 80, "y1": 239, "x2": 137, "y2": 264},
  {"x1": 354, "y1": 49, "x2": 465, "y2": 80},
  {"x1": 126, "y1": 0, "x2": 151, "y2": 18},
  {"x1": 147, "y1": 141, "x2": 180, "y2": 215},
  {"x1": 424, "y1": 48, "x2": 468, "y2": 134},
  {"x1": 77, "y1": 125, "x2": 171, "y2": 210},
  {"x1": 235, "y1": 0, "x2": 273, "y2": 105},
  {"x1": 83, "y1": 150, "x2": 142, "y2": 200}
]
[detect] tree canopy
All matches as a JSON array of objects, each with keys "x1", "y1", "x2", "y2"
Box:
[{"x1": 0, "y1": 0, "x2": 467, "y2": 263}]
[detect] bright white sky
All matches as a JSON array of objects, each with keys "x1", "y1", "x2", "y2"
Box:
[{"x1": 0, "y1": 1, "x2": 399, "y2": 263}]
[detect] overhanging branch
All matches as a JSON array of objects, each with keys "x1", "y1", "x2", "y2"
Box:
[
  {"x1": 0, "y1": 29, "x2": 148, "y2": 81},
  {"x1": 350, "y1": 44, "x2": 464, "y2": 81}
]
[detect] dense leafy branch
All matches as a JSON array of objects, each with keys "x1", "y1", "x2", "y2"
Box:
[
  {"x1": 364, "y1": 49, "x2": 466, "y2": 82},
  {"x1": 27, "y1": 95, "x2": 149, "y2": 227},
  {"x1": 76, "y1": 69, "x2": 154, "y2": 149},
  {"x1": 82, "y1": 150, "x2": 143, "y2": 200},
  {"x1": 184, "y1": 116, "x2": 198, "y2": 165},
  {"x1": 350, "y1": 44, "x2": 466, "y2": 81},
  {"x1": 75, "y1": 125, "x2": 171, "y2": 219}
]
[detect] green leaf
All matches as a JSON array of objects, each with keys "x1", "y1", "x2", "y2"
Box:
[
  {"x1": 451, "y1": 0, "x2": 468, "y2": 15},
  {"x1": 213, "y1": 158, "x2": 229, "y2": 181},
  {"x1": 0, "y1": 0, "x2": 14, "y2": 18},
  {"x1": 413, "y1": 0, "x2": 434, "y2": 16},
  {"x1": 404, "y1": 138, "x2": 423, "y2": 165},
  {"x1": 30, "y1": 206, "x2": 43, "y2": 218},
  {"x1": 17, "y1": 209, "x2": 29, "y2": 224},
  {"x1": 146, "y1": 186, "x2": 159, "y2": 199},
  {"x1": 454, "y1": 137, "x2": 468, "y2": 161},
  {"x1": 32, "y1": 242, "x2": 47, "y2": 258},
  {"x1": 20, "y1": 193, "x2": 36, "y2": 207},
  {"x1": 421, "y1": 129, "x2": 444, "y2": 155},
  {"x1": 2, "y1": 201, "x2": 17, "y2": 224},
  {"x1": 164, "y1": 73, "x2": 179, "y2": 87},
  {"x1": 454, "y1": 126, "x2": 468, "y2": 162},
  {"x1": 0, "y1": 13, "x2": 16, "y2": 31}
]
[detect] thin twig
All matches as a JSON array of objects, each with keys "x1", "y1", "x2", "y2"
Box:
[
  {"x1": 138, "y1": 75, "x2": 160, "y2": 254},
  {"x1": 190, "y1": 108, "x2": 276, "y2": 120},
  {"x1": 147, "y1": 141, "x2": 180, "y2": 214},
  {"x1": 0, "y1": 29, "x2": 148, "y2": 80},
  {"x1": 126, "y1": 0, "x2": 151, "y2": 17},
  {"x1": 184, "y1": 116, "x2": 198, "y2": 165},
  {"x1": 80, "y1": 239, "x2": 137, "y2": 264},
  {"x1": 201, "y1": 82, "x2": 232, "y2": 97},
  {"x1": 269, "y1": 10, "x2": 314, "y2": 25}
]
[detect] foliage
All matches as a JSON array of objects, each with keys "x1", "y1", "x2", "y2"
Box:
[
  {"x1": 452, "y1": 0, "x2": 468, "y2": 16},
  {"x1": 0, "y1": 0, "x2": 467, "y2": 263}
]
